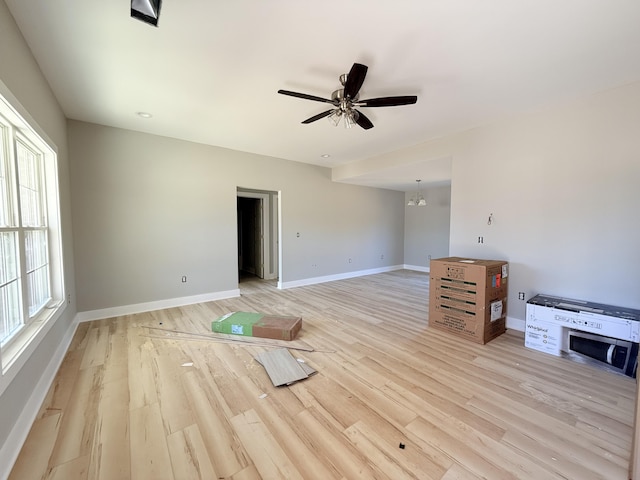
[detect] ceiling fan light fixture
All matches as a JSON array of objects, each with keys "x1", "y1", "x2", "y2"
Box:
[
  {"x1": 344, "y1": 109, "x2": 359, "y2": 129},
  {"x1": 328, "y1": 109, "x2": 342, "y2": 126}
]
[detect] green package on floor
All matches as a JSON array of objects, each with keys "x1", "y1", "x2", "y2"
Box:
[{"x1": 211, "y1": 311, "x2": 302, "y2": 341}]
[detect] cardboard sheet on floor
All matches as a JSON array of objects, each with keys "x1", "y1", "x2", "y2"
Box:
[
  {"x1": 255, "y1": 353, "x2": 317, "y2": 378},
  {"x1": 255, "y1": 349, "x2": 316, "y2": 386}
]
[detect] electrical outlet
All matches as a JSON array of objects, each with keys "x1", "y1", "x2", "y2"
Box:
[
  {"x1": 348, "y1": 258, "x2": 352, "y2": 263},
  {"x1": 518, "y1": 292, "x2": 525, "y2": 301},
  {"x1": 381, "y1": 254, "x2": 384, "y2": 260},
  {"x1": 478, "y1": 236, "x2": 484, "y2": 244},
  {"x1": 181, "y1": 276, "x2": 187, "y2": 283},
  {"x1": 67, "y1": 293, "x2": 71, "y2": 305}
]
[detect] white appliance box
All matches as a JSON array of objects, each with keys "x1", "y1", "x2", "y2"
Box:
[{"x1": 526, "y1": 294, "x2": 640, "y2": 342}]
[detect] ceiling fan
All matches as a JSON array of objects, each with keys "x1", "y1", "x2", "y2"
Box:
[{"x1": 278, "y1": 63, "x2": 417, "y2": 130}]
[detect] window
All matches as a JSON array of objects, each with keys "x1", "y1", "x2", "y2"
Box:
[{"x1": 0, "y1": 92, "x2": 63, "y2": 365}]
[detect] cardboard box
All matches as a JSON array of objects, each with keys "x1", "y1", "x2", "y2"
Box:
[
  {"x1": 524, "y1": 318, "x2": 563, "y2": 356},
  {"x1": 212, "y1": 312, "x2": 302, "y2": 341},
  {"x1": 429, "y1": 311, "x2": 507, "y2": 345},
  {"x1": 429, "y1": 257, "x2": 508, "y2": 344},
  {"x1": 526, "y1": 294, "x2": 640, "y2": 342},
  {"x1": 524, "y1": 295, "x2": 640, "y2": 377}
]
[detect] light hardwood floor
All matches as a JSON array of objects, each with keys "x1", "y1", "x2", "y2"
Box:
[{"x1": 9, "y1": 271, "x2": 636, "y2": 479}]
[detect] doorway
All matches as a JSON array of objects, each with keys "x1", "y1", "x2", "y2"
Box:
[
  {"x1": 236, "y1": 188, "x2": 279, "y2": 288},
  {"x1": 237, "y1": 196, "x2": 262, "y2": 278}
]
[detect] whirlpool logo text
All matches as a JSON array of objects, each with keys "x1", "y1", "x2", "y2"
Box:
[{"x1": 526, "y1": 324, "x2": 549, "y2": 333}]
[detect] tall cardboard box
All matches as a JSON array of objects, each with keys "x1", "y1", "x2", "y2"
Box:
[{"x1": 429, "y1": 257, "x2": 508, "y2": 344}]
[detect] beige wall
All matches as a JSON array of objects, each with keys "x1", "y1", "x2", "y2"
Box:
[{"x1": 68, "y1": 121, "x2": 406, "y2": 312}]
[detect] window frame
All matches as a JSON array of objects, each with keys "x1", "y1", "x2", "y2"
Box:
[{"x1": 0, "y1": 88, "x2": 65, "y2": 384}]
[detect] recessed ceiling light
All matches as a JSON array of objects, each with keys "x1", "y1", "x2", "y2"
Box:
[
  {"x1": 320, "y1": 154, "x2": 331, "y2": 158},
  {"x1": 136, "y1": 111, "x2": 153, "y2": 118}
]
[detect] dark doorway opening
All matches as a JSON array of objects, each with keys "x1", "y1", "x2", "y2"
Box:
[{"x1": 237, "y1": 196, "x2": 262, "y2": 279}]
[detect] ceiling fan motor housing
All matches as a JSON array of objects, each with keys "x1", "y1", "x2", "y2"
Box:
[{"x1": 332, "y1": 89, "x2": 359, "y2": 115}]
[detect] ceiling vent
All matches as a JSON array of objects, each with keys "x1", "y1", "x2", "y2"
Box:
[{"x1": 131, "y1": 0, "x2": 162, "y2": 27}]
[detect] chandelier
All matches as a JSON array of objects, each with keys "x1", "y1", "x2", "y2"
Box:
[{"x1": 407, "y1": 179, "x2": 426, "y2": 206}]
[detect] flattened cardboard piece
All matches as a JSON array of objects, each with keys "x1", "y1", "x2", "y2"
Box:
[
  {"x1": 255, "y1": 349, "x2": 309, "y2": 386},
  {"x1": 297, "y1": 361, "x2": 318, "y2": 377},
  {"x1": 255, "y1": 354, "x2": 317, "y2": 378}
]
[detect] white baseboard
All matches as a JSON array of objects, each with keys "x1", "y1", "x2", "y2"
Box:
[
  {"x1": 76, "y1": 289, "x2": 240, "y2": 323},
  {"x1": 0, "y1": 317, "x2": 78, "y2": 480},
  {"x1": 278, "y1": 265, "x2": 404, "y2": 289},
  {"x1": 507, "y1": 315, "x2": 525, "y2": 332},
  {"x1": 403, "y1": 264, "x2": 430, "y2": 273}
]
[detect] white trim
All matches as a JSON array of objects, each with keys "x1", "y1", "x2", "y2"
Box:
[
  {"x1": 0, "y1": 316, "x2": 78, "y2": 480},
  {"x1": 0, "y1": 306, "x2": 68, "y2": 395},
  {"x1": 277, "y1": 192, "x2": 283, "y2": 288},
  {"x1": 507, "y1": 315, "x2": 525, "y2": 332},
  {"x1": 403, "y1": 264, "x2": 430, "y2": 273},
  {"x1": 278, "y1": 265, "x2": 403, "y2": 290},
  {"x1": 75, "y1": 289, "x2": 240, "y2": 323},
  {"x1": 237, "y1": 190, "x2": 277, "y2": 280},
  {"x1": 0, "y1": 80, "x2": 57, "y2": 154}
]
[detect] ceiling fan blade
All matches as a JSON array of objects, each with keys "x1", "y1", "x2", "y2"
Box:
[
  {"x1": 343, "y1": 63, "x2": 368, "y2": 99},
  {"x1": 355, "y1": 95, "x2": 418, "y2": 107},
  {"x1": 302, "y1": 109, "x2": 335, "y2": 124},
  {"x1": 354, "y1": 110, "x2": 374, "y2": 130},
  {"x1": 278, "y1": 90, "x2": 336, "y2": 105}
]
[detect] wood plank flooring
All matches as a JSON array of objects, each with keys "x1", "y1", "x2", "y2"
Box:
[{"x1": 9, "y1": 270, "x2": 637, "y2": 479}]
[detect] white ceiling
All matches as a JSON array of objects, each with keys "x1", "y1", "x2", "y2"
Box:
[{"x1": 5, "y1": 0, "x2": 640, "y2": 191}]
